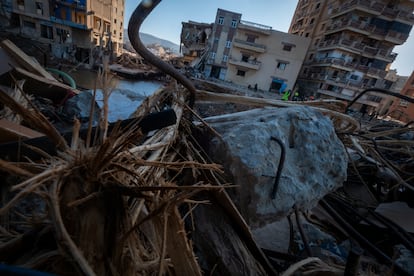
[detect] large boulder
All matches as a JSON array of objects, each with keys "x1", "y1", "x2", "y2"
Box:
[{"x1": 204, "y1": 106, "x2": 348, "y2": 227}]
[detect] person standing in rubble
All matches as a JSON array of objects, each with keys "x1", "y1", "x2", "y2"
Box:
[
  {"x1": 292, "y1": 90, "x2": 300, "y2": 101},
  {"x1": 282, "y1": 89, "x2": 291, "y2": 101}
]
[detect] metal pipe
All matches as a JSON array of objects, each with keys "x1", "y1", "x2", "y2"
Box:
[{"x1": 127, "y1": 0, "x2": 196, "y2": 107}]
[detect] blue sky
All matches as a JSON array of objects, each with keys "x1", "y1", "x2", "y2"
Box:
[{"x1": 124, "y1": 0, "x2": 414, "y2": 76}]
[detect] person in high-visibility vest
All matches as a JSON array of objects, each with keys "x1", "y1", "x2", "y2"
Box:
[
  {"x1": 292, "y1": 91, "x2": 300, "y2": 101},
  {"x1": 281, "y1": 90, "x2": 291, "y2": 101}
]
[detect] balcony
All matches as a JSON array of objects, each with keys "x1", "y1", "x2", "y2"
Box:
[
  {"x1": 395, "y1": 10, "x2": 414, "y2": 24},
  {"x1": 228, "y1": 58, "x2": 261, "y2": 70},
  {"x1": 50, "y1": 16, "x2": 89, "y2": 30},
  {"x1": 238, "y1": 20, "x2": 272, "y2": 35},
  {"x1": 376, "y1": 49, "x2": 398, "y2": 62},
  {"x1": 53, "y1": 0, "x2": 87, "y2": 11},
  {"x1": 233, "y1": 38, "x2": 266, "y2": 53},
  {"x1": 331, "y1": 0, "x2": 384, "y2": 18},
  {"x1": 380, "y1": 8, "x2": 414, "y2": 24},
  {"x1": 326, "y1": 19, "x2": 372, "y2": 35},
  {"x1": 366, "y1": 67, "x2": 387, "y2": 79},
  {"x1": 385, "y1": 30, "x2": 409, "y2": 44}
]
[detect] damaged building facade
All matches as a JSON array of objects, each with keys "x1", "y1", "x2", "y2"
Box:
[
  {"x1": 180, "y1": 21, "x2": 212, "y2": 67},
  {"x1": 386, "y1": 71, "x2": 414, "y2": 122},
  {"x1": 289, "y1": 0, "x2": 414, "y2": 112},
  {"x1": 3, "y1": 0, "x2": 124, "y2": 65},
  {"x1": 181, "y1": 9, "x2": 310, "y2": 92}
]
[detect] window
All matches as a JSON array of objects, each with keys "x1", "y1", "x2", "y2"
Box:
[
  {"x1": 241, "y1": 54, "x2": 249, "y2": 62},
  {"x1": 237, "y1": 70, "x2": 246, "y2": 76},
  {"x1": 246, "y1": 34, "x2": 256, "y2": 43},
  {"x1": 40, "y1": 24, "x2": 53, "y2": 39},
  {"x1": 225, "y1": 40, "x2": 231, "y2": 48},
  {"x1": 210, "y1": 52, "x2": 216, "y2": 59},
  {"x1": 314, "y1": 39, "x2": 320, "y2": 46},
  {"x1": 23, "y1": 20, "x2": 35, "y2": 29},
  {"x1": 305, "y1": 32, "x2": 309, "y2": 37},
  {"x1": 277, "y1": 61, "x2": 288, "y2": 70},
  {"x1": 114, "y1": 19, "x2": 117, "y2": 24},
  {"x1": 350, "y1": 75, "x2": 359, "y2": 81},
  {"x1": 35, "y1": 2, "x2": 43, "y2": 15},
  {"x1": 218, "y1": 16, "x2": 224, "y2": 25},
  {"x1": 321, "y1": 24, "x2": 325, "y2": 31},
  {"x1": 231, "y1": 19, "x2": 238, "y2": 28},
  {"x1": 223, "y1": 55, "x2": 228, "y2": 62},
  {"x1": 309, "y1": 53, "x2": 314, "y2": 60},
  {"x1": 315, "y1": 3, "x2": 320, "y2": 9},
  {"x1": 283, "y1": 44, "x2": 293, "y2": 51}
]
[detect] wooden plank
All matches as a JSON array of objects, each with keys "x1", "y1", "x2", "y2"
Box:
[
  {"x1": 13, "y1": 66, "x2": 79, "y2": 104},
  {"x1": 1, "y1": 39, "x2": 56, "y2": 81},
  {"x1": 0, "y1": 119, "x2": 44, "y2": 143}
]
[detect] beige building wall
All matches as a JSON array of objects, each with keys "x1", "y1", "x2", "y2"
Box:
[{"x1": 226, "y1": 24, "x2": 310, "y2": 92}]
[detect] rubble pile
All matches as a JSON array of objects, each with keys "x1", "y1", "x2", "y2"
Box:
[{"x1": 0, "y1": 36, "x2": 414, "y2": 276}]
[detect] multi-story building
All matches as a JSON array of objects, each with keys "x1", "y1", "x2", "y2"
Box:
[
  {"x1": 204, "y1": 9, "x2": 242, "y2": 80},
  {"x1": 195, "y1": 8, "x2": 310, "y2": 92},
  {"x1": 226, "y1": 20, "x2": 310, "y2": 92},
  {"x1": 7, "y1": 0, "x2": 124, "y2": 65},
  {"x1": 386, "y1": 71, "x2": 414, "y2": 122},
  {"x1": 289, "y1": 0, "x2": 414, "y2": 111}
]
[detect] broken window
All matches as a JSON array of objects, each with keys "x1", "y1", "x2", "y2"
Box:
[
  {"x1": 218, "y1": 16, "x2": 224, "y2": 25},
  {"x1": 237, "y1": 70, "x2": 246, "y2": 76}
]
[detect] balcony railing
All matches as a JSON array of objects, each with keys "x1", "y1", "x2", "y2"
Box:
[
  {"x1": 327, "y1": 19, "x2": 408, "y2": 44},
  {"x1": 238, "y1": 20, "x2": 272, "y2": 35},
  {"x1": 331, "y1": 0, "x2": 414, "y2": 24},
  {"x1": 385, "y1": 31, "x2": 409, "y2": 44},
  {"x1": 331, "y1": 0, "x2": 383, "y2": 17},
  {"x1": 233, "y1": 39, "x2": 266, "y2": 53},
  {"x1": 317, "y1": 39, "x2": 398, "y2": 62},
  {"x1": 228, "y1": 58, "x2": 261, "y2": 70}
]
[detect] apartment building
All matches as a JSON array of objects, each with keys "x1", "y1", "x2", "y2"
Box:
[
  {"x1": 194, "y1": 8, "x2": 309, "y2": 92},
  {"x1": 8, "y1": 0, "x2": 124, "y2": 64},
  {"x1": 386, "y1": 71, "x2": 414, "y2": 122},
  {"x1": 289, "y1": 0, "x2": 414, "y2": 111},
  {"x1": 226, "y1": 21, "x2": 310, "y2": 92}
]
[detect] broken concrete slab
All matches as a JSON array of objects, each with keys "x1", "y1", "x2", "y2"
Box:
[{"x1": 204, "y1": 106, "x2": 348, "y2": 227}]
